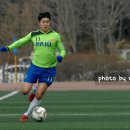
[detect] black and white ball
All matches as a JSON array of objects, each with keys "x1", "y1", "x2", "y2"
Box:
[{"x1": 32, "y1": 106, "x2": 47, "y2": 122}]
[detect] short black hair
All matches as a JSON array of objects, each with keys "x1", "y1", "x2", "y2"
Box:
[{"x1": 38, "y1": 12, "x2": 51, "y2": 21}]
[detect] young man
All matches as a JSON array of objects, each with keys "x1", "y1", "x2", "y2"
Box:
[{"x1": 0, "y1": 12, "x2": 66, "y2": 122}]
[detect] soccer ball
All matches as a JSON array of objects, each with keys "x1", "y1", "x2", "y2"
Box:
[{"x1": 31, "y1": 106, "x2": 47, "y2": 122}]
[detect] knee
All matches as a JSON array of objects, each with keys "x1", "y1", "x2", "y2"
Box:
[
  {"x1": 36, "y1": 92, "x2": 43, "y2": 100},
  {"x1": 21, "y1": 89, "x2": 29, "y2": 95},
  {"x1": 20, "y1": 83, "x2": 33, "y2": 95}
]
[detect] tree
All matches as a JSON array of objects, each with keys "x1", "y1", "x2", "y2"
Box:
[
  {"x1": 85, "y1": 0, "x2": 130, "y2": 53},
  {"x1": 46, "y1": 0, "x2": 86, "y2": 53}
]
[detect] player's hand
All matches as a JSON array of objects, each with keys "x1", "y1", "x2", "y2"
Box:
[
  {"x1": 0, "y1": 47, "x2": 9, "y2": 52},
  {"x1": 57, "y1": 55, "x2": 63, "y2": 63}
]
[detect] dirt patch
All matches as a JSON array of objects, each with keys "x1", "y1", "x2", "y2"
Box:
[{"x1": 0, "y1": 82, "x2": 130, "y2": 91}]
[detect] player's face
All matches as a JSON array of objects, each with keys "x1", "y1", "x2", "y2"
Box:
[{"x1": 39, "y1": 18, "x2": 51, "y2": 32}]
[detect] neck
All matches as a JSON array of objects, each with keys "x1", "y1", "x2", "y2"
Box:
[{"x1": 40, "y1": 29, "x2": 51, "y2": 34}]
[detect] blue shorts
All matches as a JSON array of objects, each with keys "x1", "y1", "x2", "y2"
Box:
[{"x1": 24, "y1": 63, "x2": 56, "y2": 86}]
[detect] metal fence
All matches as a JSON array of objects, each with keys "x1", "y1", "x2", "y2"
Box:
[{"x1": 0, "y1": 56, "x2": 31, "y2": 83}]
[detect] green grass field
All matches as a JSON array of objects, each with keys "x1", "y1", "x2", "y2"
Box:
[{"x1": 0, "y1": 90, "x2": 130, "y2": 130}]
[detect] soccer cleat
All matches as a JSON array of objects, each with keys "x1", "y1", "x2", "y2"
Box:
[
  {"x1": 28, "y1": 86, "x2": 37, "y2": 102},
  {"x1": 20, "y1": 114, "x2": 28, "y2": 122}
]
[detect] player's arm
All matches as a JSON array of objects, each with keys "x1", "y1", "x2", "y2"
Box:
[
  {"x1": 8, "y1": 33, "x2": 32, "y2": 50},
  {"x1": 0, "y1": 33, "x2": 32, "y2": 52},
  {"x1": 56, "y1": 34, "x2": 66, "y2": 63}
]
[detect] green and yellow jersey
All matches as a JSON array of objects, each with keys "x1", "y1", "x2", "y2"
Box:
[{"x1": 8, "y1": 30, "x2": 66, "y2": 68}]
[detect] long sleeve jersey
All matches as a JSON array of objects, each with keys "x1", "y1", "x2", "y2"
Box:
[{"x1": 8, "y1": 30, "x2": 66, "y2": 68}]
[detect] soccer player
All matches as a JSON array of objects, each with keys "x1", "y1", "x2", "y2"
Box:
[{"x1": 0, "y1": 12, "x2": 66, "y2": 122}]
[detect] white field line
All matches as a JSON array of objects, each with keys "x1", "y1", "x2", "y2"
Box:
[
  {"x1": 0, "y1": 91, "x2": 19, "y2": 101},
  {"x1": 0, "y1": 112, "x2": 130, "y2": 116}
]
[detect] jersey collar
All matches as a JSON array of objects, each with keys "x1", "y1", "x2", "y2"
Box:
[{"x1": 39, "y1": 29, "x2": 53, "y2": 34}]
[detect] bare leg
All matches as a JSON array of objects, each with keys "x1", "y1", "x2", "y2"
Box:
[
  {"x1": 21, "y1": 82, "x2": 34, "y2": 95},
  {"x1": 24, "y1": 83, "x2": 48, "y2": 116},
  {"x1": 36, "y1": 83, "x2": 48, "y2": 100}
]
